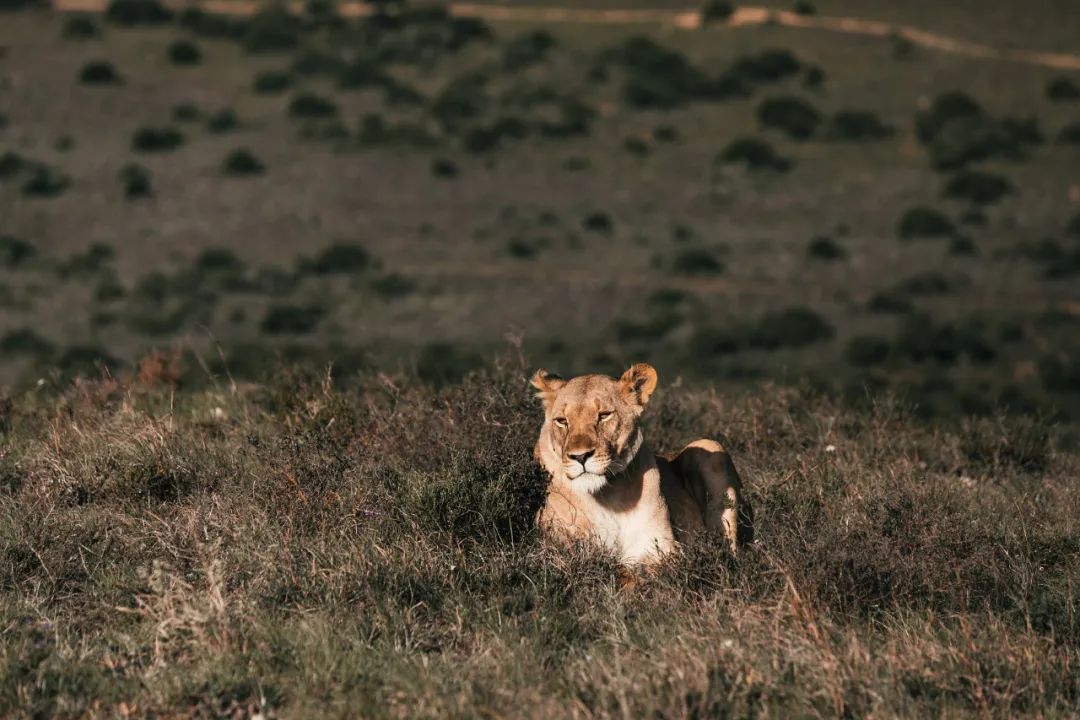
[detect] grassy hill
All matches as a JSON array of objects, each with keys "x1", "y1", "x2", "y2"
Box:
[
  {"x1": 1, "y1": 361, "x2": 1078, "y2": 717},
  {"x1": 0, "y1": 0, "x2": 1078, "y2": 422}
]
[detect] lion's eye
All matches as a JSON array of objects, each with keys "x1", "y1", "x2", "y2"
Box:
[
  {"x1": 553, "y1": 417, "x2": 568, "y2": 428},
  {"x1": 598, "y1": 411, "x2": 614, "y2": 422}
]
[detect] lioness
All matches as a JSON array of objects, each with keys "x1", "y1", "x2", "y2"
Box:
[{"x1": 531, "y1": 363, "x2": 753, "y2": 565}]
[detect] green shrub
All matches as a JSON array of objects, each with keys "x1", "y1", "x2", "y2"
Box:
[
  {"x1": 206, "y1": 109, "x2": 239, "y2": 133},
  {"x1": 807, "y1": 235, "x2": 846, "y2": 260},
  {"x1": 700, "y1": 0, "x2": 735, "y2": 23},
  {"x1": 416, "y1": 342, "x2": 483, "y2": 387},
  {"x1": 94, "y1": 271, "x2": 126, "y2": 302},
  {"x1": 1067, "y1": 211, "x2": 1080, "y2": 238},
  {"x1": 1056, "y1": 121, "x2": 1080, "y2": 144},
  {"x1": 172, "y1": 102, "x2": 201, "y2": 122},
  {"x1": 894, "y1": 271, "x2": 964, "y2": 296},
  {"x1": 79, "y1": 61, "x2": 122, "y2": 85},
  {"x1": 288, "y1": 93, "x2": 339, "y2": 119},
  {"x1": 292, "y1": 49, "x2": 346, "y2": 77},
  {"x1": 337, "y1": 58, "x2": 388, "y2": 90},
  {"x1": 178, "y1": 7, "x2": 247, "y2": 38},
  {"x1": 895, "y1": 315, "x2": 994, "y2": 365},
  {"x1": 623, "y1": 137, "x2": 650, "y2": 157},
  {"x1": 582, "y1": 211, "x2": 614, "y2": 235},
  {"x1": 243, "y1": 5, "x2": 301, "y2": 53},
  {"x1": 897, "y1": 206, "x2": 954, "y2": 239},
  {"x1": 62, "y1": 16, "x2": 101, "y2": 40},
  {"x1": 104, "y1": 0, "x2": 172, "y2": 26},
  {"x1": 502, "y1": 30, "x2": 555, "y2": 72},
  {"x1": 119, "y1": 163, "x2": 152, "y2": 199},
  {"x1": 261, "y1": 303, "x2": 324, "y2": 334},
  {"x1": 749, "y1": 307, "x2": 833, "y2": 349},
  {"x1": 167, "y1": 40, "x2": 202, "y2": 66},
  {"x1": 0, "y1": 236, "x2": 35, "y2": 268},
  {"x1": 793, "y1": 1, "x2": 815, "y2": 14},
  {"x1": 132, "y1": 126, "x2": 183, "y2": 153},
  {"x1": 253, "y1": 70, "x2": 293, "y2": 94},
  {"x1": 653, "y1": 124, "x2": 679, "y2": 143},
  {"x1": 827, "y1": 110, "x2": 893, "y2": 140},
  {"x1": 731, "y1": 49, "x2": 801, "y2": 84},
  {"x1": 802, "y1": 65, "x2": 825, "y2": 89},
  {"x1": 506, "y1": 238, "x2": 539, "y2": 260},
  {"x1": 758, "y1": 95, "x2": 821, "y2": 139},
  {"x1": 371, "y1": 273, "x2": 416, "y2": 299},
  {"x1": 717, "y1": 137, "x2": 791, "y2": 171},
  {"x1": 221, "y1": 149, "x2": 265, "y2": 176},
  {"x1": 846, "y1": 335, "x2": 890, "y2": 367},
  {"x1": 432, "y1": 158, "x2": 459, "y2": 178},
  {"x1": 21, "y1": 166, "x2": 69, "y2": 198},
  {"x1": 1046, "y1": 76, "x2": 1080, "y2": 102},
  {"x1": 54, "y1": 345, "x2": 121, "y2": 378},
  {"x1": 943, "y1": 170, "x2": 1014, "y2": 205},
  {"x1": 605, "y1": 36, "x2": 741, "y2": 109},
  {"x1": 671, "y1": 248, "x2": 724, "y2": 275},
  {"x1": 915, "y1": 91, "x2": 982, "y2": 142},
  {"x1": 0, "y1": 328, "x2": 54, "y2": 356},
  {"x1": 311, "y1": 243, "x2": 370, "y2": 274}
]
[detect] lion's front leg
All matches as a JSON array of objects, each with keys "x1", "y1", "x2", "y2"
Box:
[{"x1": 673, "y1": 439, "x2": 754, "y2": 553}]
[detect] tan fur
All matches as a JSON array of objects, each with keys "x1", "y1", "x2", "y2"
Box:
[{"x1": 531, "y1": 364, "x2": 753, "y2": 565}]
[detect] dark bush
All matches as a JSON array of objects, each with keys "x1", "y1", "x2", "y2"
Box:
[
  {"x1": 462, "y1": 117, "x2": 528, "y2": 154},
  {"x1": 894, "y1": 271, "x2": 964, "y2": 297},
  {"x1": 731, "y1": 49, "x2": 801, "y2": 84},
  {"x1": 700, "y1": 0, "x2": 735, "y2": 23},
  {"x1": 132, "y1": 126, "x2": 183, "y2": 153},
  {"x1": 582, "y1": 212, "x2": 614, "y2": 235},
  {"x1": 119, "y1": 163, "x2": 152, "y2": 199},
  {"x1": 717, "y1": 137, "x2": 791, "y2": 171},
  {"x1": 21, "y1": 166, "x2": 69, "y2": 198},
  {"x1": 371, "y1": 273, "x2": 416, "y2": 299},
  {"x1": 253, "y1": 70, "x2": 293, "y2": 94},
  {"x1": 846, "y1": 335, "x2": 890, "y2": 367},
  {"x1": 79, "y1": 61, "x2": 122, "y2": 85},
  {"x1": 415, "y1": 342, "x2": 484, "y2": 387},
  {"x1": 206, "y1": 109, "x2": 239, "y2": 133},
  {"x1": 54, "y1": 345, "x2": 121, "y2": 377},
  {"x1": 167, "y1": 40, "x2": 202, "y2": 66},
  {"x1": 432, "y1": 158, "x2": 459, "y2": 178},
  {"x1": 748, "y1": 307, "x2": 834, "y2": 349},
  {"x1": 605, "y1": 36, "x2": 740, "y2": 109},
  {"x1": 178, "y1": 8, "x2": 247, "y2": 38},
  {"x1": 943, "y1": 170, "x2": 1014, "y2": 205},
  {"x1": 758, "y1": 95, "x2": 821, "y2": 139},
  {"x1": 62, "y1": 16, "x2": 101, "y2": 40},
  {"x1": 793, "y1": 1, "x2": 815, "y2": 15},
  {"x1": 671, "y1": 248, "x2": 724, "y2": 276},
  {"x1": 1057, "y1": 121, "x2": 1080, "y2": 144},
  {"x1": 0, "y1": 328, "x2": 54, "y2": 356},
  {"x1": 311, "y1": 243, "x2": 370, "y2": 274},
  {"x1": 897, "y1": 206, "x2": 954, "y2": 239},
  {"x1": 623, "y1": 137, "x2": 650, "y2": 157},
  {"x1": 172, "y1": 102, "x2": 201, "y2": 122},
  {"x1": 221, "y1": 148, "x2": 265, "y2": 176},
  {"x1": 337, "y1": 58, "x2": 388, "y2": 90},
  {"x1": 827, "y1": 110, "x2": 893, "y2": 140},
  {"x1": 243, "y1": 5, "x2": 302, "y2": 53},
  {"x1": 1039, "y1": 352, "x2": 1080, "y2": 393},
  {"x1": 1068, "y1": 211, "x2": 1080, "y2": 238},
  {"x1": 915, "y1": 91, "x2": 982, "y2": 143},
  {"x1": 653, "y1": 124, "x2": 680, "y2": 143},
  {"x1": 803, "y1": 65, "x2": 825, "y2": 89},
  {"x1": 261, "y1": 304, "x2": 324, "y2": 334},
  {"x1": 431, "y1": 73, "x2": 489, "y2": 131},
  {"x1": 1046, "y1": 76, "x2": 1080, "y2": 101},
  {"x1": 506, "y1": 238, "x2": 539, "y2": 260},
  {"x1": 292, "y1": 49, "x2": 346, "y2": 77},
  {"x1": 0, "y1": 236, "x2": 35, "y2": 268},
  {"x1": 288, "y1": 93, "x2": 339, "y2": 119},
  {"x1": 104, "y1": 0, "x2": 173, "y2": 26},
  {"x1": 807, "y1": 235, "x2": 846, "y2": 260},
  {"x1": 895, "y1": 315, "x2": 994, "y2": 365},
  {"x1": 502, "y1": 30, "x2": 555, "y2": 72},
  {"x1": 0, "y1": 152, "x2": 28, "y2": 179}
]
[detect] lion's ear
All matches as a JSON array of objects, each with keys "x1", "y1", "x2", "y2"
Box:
[
  {"x1": 530, "y1": 369, "x2": 566, "y2": 410},
  {"x1": 619, "y1": 363, "x2": 658, "y2": 410}
]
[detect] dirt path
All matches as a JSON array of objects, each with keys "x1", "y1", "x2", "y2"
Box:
[{"x1": 49, "y1": 0, "x2": 1080, "y2": 71}]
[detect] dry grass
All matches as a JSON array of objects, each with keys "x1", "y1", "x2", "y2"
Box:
[{"x1": 1, "y1": 357, "x2": 1077, "y2": 718}]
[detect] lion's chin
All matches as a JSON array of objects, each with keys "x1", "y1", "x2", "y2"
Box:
[{"x1": 573, "y1": 473, "x2": 609, "y2": 495}]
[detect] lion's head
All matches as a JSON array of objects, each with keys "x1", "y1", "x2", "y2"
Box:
[{"x1": 530, "y1": 363, "x2": 658, "y2": 493}]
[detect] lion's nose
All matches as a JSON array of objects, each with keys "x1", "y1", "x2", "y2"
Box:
[{"x1": 568, "y1": 449, "x2": 594, "y2": 465}]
